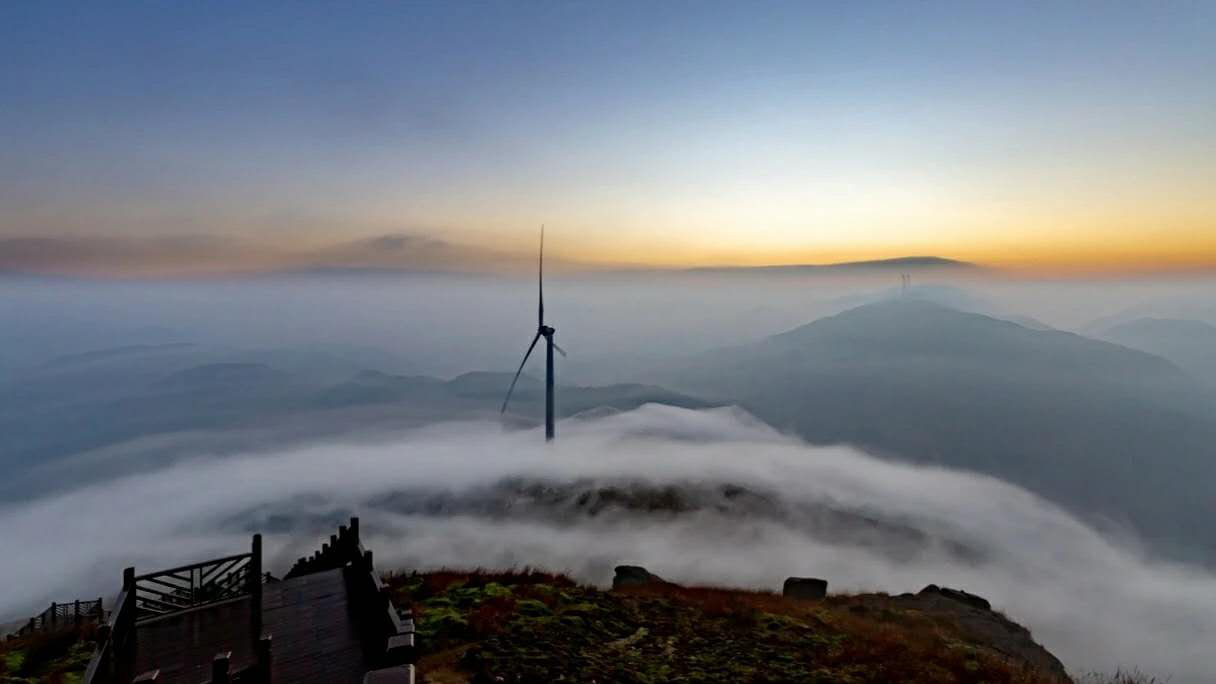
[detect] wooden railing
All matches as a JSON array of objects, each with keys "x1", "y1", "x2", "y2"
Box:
[
  {"x1": 83, "y1": 535, "x2": 265, "y2": 684},
  {"x1": 288, "y1": 518, "x2": 417, "y2": 675},
  {"x1": 82, "y1": 571, "x2": 136, "y2": 684},
  {"x1": 78, "y1": 522, "x2": 415, "y2": 683},
  {"x1": 134, "y1": 551, "x2": 251, "y2": 621},
  {"x1": 14, "y1": 598, "x2": 106, "y2": 637},
  {"x1": 284, "y1": 518, "x2": 361, "y2": 579}
]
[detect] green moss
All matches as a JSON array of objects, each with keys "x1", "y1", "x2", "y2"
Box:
[
  {"x1": 514, "y1": 599, "x2": 551, "y2": 616},
  {"x1": 0, "y1": 631, "x2": 95, "y2": 683},
  {"x1": 3, "y1": 650, "x2": 24, "y2": 673}
]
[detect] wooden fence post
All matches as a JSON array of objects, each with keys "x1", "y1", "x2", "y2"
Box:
[
  {"x1": 256, "y1": 633, "x2": 273, "y2": 683},
  {"x1": 119, "y1": 566, "x2": 137, "y2": 682},
  {"x1": 74, "y1": 599, "x2": 81, "y2": 626},
  {"x1": 212, "y1": 651, "x2": 231, "y2": 684},
  {"x1": 250, "y1": 534, "x2": 263, "y2": 639},
  {"x1": 95, "y1": 623, "x2": 112, "y2": 678}
]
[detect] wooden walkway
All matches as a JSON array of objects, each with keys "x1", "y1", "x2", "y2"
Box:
[
  {"x1": 84, "y1": 519, "x2": 415, "y2": 684},
  {"x1": 262, "y1": 569, "x2": 368, "y2": 682},
  {"x1": 133, "y1": 569, "x2": 368, "y2": 683}
]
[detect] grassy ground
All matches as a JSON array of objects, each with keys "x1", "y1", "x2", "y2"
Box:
[
  {"x1": 0, "y1": 627, "x2": 95, "y2": 683},
  {"x1": 0, "y1": 570, "x2": 1159, "y2": 683},
  {"x1": 386, "y1": 569, "x2": 1071, "y2": 684}
]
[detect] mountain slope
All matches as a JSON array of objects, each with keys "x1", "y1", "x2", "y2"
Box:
[
  {"x1": 668, "y1": 299, "x2": 1216, "y2": 559},
  {"x1": 1096, "y1": 317, "x2": 1216, "y2": 388}
]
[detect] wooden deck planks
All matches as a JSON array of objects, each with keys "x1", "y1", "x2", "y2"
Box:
[
  {"x1": 263, "y1": 569, "x2": 368, "y2": 683},
  {"x1": 132, "y1": 568, "x2": 368, "y2": 683}
]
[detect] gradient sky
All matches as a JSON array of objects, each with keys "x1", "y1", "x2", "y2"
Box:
[{"x1": 2, "y1": 1, "x2": 1214, "y2": 274}]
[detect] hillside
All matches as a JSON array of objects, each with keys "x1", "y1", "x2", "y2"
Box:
[
  {"x1": 1095, "y1": 317, "x2": 1216, "y2": 388},
  {"x1": 0, "y1": 566, "x2": 1072, "y2": 683},
  {"x1": 667, "y1": 299, "x2": 1216, "y2": 560},
  {"x1": 386, "y1": 568, "x2": 1069, "y2": 683}
]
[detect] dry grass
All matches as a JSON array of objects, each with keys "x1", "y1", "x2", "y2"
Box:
[
  {"x1": 393, "y1": 570, "x2": 1074, "y2": 683},
  {"x1": 625, "y1": 583, "x2": 1059, "y2": 683},
  {"x1": 1075, "y1": 671, "x2": 1168, "y2": 684},
  {"x1": 0, "y1": 624, "x2": 97, "y2": 682}
]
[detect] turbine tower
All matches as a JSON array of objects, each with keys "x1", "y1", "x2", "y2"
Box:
[{"x1": 501, "y1": 226, "x2": 565, "y2": 441}]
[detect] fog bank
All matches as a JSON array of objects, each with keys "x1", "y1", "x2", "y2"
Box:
[{"x1": 1, "y1": 405, "x2": 1213, "y2": 680}]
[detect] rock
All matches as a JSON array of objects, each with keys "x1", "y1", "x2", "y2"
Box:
[
  {"x1": 919, "y1": 584, "x2": 991, "y2": 611},
  {"x1": 783, "y1": 577, "x2": 828, "y2": 600},
  {"x1": 612, "y1": 565, "x2": 667, "y2": 589},
  {"x1": 901, "y1": 587, "x2": 1068, "y2": 680}
]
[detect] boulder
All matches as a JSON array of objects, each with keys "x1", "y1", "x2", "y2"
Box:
[
  {"x1": 783, "y1": 577, "x2": 828, "y2": 600},
  {"x1": 919, "y1": 584, "x2": 991, "y2": 611},
  {"x1": 612, "y1": 565, "x2": 667, "y2": 589}
]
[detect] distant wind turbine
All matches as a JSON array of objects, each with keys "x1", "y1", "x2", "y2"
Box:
[{"x1": 501, "y1": 226, "x2": 565, "y2": 441}]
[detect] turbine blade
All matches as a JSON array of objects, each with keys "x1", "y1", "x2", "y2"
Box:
[
  {"x1": 552, "y1": 340, "x2": 567, "y2": 357},
  {"x1": 538, "y1": 224, "x2": 545, "y2": 327},
  {"x1": 501, "y1": 331, "x2": 542, "y2": 413}
]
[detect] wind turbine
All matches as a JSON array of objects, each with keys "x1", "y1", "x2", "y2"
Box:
[{"x1": 501, "y1": 226, "x2": 565, "y2": 441}]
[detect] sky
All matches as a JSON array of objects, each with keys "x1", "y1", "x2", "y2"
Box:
[{"x1": 2, "y1": 1, "x2": 1214, "y2": 275}]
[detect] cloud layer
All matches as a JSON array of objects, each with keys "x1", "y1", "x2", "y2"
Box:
[
  {"x1": 2, "y1": 405, "x2": 1214, "y2": 681},
  {"x1": 0, "y1": 232, "x2": 549, "y2": 278}
]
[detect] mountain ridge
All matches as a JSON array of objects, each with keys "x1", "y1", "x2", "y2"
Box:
[{"x1": 666, "y1": 298, "x2": 1216, "y2": 561}]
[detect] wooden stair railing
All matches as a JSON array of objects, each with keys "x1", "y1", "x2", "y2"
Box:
[{"x1": 286, "y1": 518, "x2": 418, "y2": 675}]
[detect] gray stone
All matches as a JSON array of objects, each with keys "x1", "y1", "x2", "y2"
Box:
[
  {"x1": 919, "y1": 584, "x2": 990, "y2": 611},
  {"x1": 364, "y1": 665, "x2": 415, "y2": 684},
  {"x1": 385, "y1": 633, "x2": 416, "y2": 666},
  {"x1": 783, "y1": 577, "x2": 828, "y2": 600},
  {"x1": 612, "y1": 565, "x2": 667, "y2": 589}
]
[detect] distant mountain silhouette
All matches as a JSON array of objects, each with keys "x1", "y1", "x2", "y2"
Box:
[
  {"x1": 668, "y1": 298, "x2": 1216, "y2": 560},
  {"x1": 685, "y1": 256, "x2": 977, "y2": 275},
  {"x1": 153, "y1": 362, "x2": 293, "y2": 391},
  {"x1": 0, "y1": 355, "x2": 713, "y2": 502},
  {"x1": 1096, "y1": 317, "x2": 1216, "y2": 388},
  {"x1": 321, "y1": 369, "x2": 712, "y2": 418},
  {"x1": 39, "y1": 343, "x2": 197, "y2": 369}
]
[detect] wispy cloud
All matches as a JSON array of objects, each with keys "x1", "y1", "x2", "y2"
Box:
[{"x1": 0, "y1": 232, "x2": 559, "y2": 278}]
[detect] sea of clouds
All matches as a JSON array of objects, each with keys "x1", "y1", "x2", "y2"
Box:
[{"x1": 2, "y1": 404, "x2": 1213, "y2": 681}]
